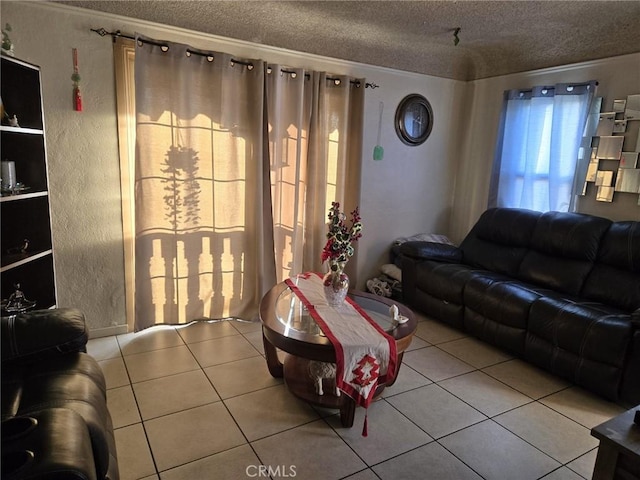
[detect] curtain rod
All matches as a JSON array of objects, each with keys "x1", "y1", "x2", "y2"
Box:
[
  {"x1": 91, "y1": 28, "x2": 380, "y2": 89},
  {"x1": 512, "y1": 81, "x2": 599, "y2": 94}
]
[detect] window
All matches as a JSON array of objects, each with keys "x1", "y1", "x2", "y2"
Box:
[{"x1": 490, "y1": 82, "x2": 596, "y2": 212}]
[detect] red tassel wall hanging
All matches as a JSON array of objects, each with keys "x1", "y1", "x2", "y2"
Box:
[{"x1": 72, "y1": 48, "x2": 82, "y2": 112}]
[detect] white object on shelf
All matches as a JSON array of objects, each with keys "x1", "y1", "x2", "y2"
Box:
[{"x1": 1, "y1": 160, "x2": 16, "y2": 188}]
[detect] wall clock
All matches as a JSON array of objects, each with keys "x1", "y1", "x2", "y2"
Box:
[{"x1": 394, "y1": 94, "x2": 434, "y2": 146}]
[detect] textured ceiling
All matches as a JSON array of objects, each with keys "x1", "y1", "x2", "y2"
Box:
[{"x1": 55, "y1": 0, "x2": 640, "y2": 81}]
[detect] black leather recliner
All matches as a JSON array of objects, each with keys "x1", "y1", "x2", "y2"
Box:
[
  {"x1": 1, "y1": 308, "x2": 119, "y2": 480},
  {"x1": 400, "y1": 208, "x2": 640, "y2": 406}
]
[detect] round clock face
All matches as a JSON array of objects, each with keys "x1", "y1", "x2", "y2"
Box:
[{"x1": 395, "y1": 94, "x2": 433, "y2": 146}]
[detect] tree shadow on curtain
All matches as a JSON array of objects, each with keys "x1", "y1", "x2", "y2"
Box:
[{"x1": 135, "y1": 144, "x2": 248, "y2": 327}]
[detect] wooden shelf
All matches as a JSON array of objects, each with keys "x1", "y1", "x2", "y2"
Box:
[
  {"x1": 0, "y1": 125, "x2": 44, "y2": 135},
  {"x1": 0, "y1": 190, "x2": 47, "y2": 202},
  {"x1": 1, "y1": 249, "x2": 53, "y2": 272}
]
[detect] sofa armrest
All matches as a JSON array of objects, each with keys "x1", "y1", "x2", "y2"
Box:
[
  {"x1": 399, "y1": 241, "x2": 463, "y2": 263},
  {"x1": 1, "y1": 308, "x2": 88, "y2": 364}
]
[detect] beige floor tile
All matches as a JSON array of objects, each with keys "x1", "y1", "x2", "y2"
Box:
[
  {"x1": 160, "y1": 444, "x2": 261, "y2": 480},
  {"x1": 482, "y1": 359, "x2": 570, "y2": 399},
  {"x1": 224, "y1": 384, "x2": 320, "y2": 441},
  {"x1": 243, "y1": 330, "x2": 266, "y2": 355},
  {"x1": 380, "y1": 364, "x2": 432, "y2": 398},
  {"x1": 566, "y1": 448, "x2": 598, "y2": 479},
  {"x1": 188, "y1": 334, "x2": 261, "y2": 367},
  {"x1": 343, "y1": 469, "x2": 382, "y2": 480},
  {"x1": 387, "y1": 384, "x2": 486, "y2": 438},
  {"x1": 117, "y1": 327, "x2": 183, "y2": 356},
  {"x1": 438, "y1": 336, "x2": 512, "y2": 368},
  {"x1": 403, "y1": 346, "x2": 475, "y2": 382},
  {"x1": 414, "y1": 318, "x2": 466, "y2": 344},
  {"x1": 405, "y1": 335, "x2": 430, "y2": 351},
  {"x1": 439, "y1": 371, "x2": 532, "y2": 417},
  {"x1": 494, "y1": 402, "x2": 598, "y2": 463},
  {"x1": 133, "y1": 369, "x2": 220, "y2": 420},
  {"x1": 540, "y1": 467, "x2": 587, "y2": 480},
  {"x1": 230, "y1": 318, "x2": 263, "y2": 334},
  {"x1": 107, "y1": 385, "x2": 141, "y2": 428},
  {"x1": 98, "y1": 357, "x2": 130, "y2": 389},
  {"x1": 328, "y1": 400, "x2": 432, "y2": 465},
  {"x1": 114, "y1": 423, "x2": 156, "y2": 480},
  {"x1": 175, "y1": 319, "x2": 240, "y2": 344},
  {"x1": 124, "y1": 345, "x2": 200, "y2": 383},
  {"x1": 251, "y1": 419, "x2": 366, "y2": 480},
  {"x1": 540, "y1": 387, "x2": 625, "y2": 429},
  {"x1": 373, "y1": 441, "x2": 483, "y2": 480},
  {"x1": 203, "y1": 355, "x2": 281, "y2": 399},
  {"x1": 101, "y1": 320, "x2": 621, "y2": 480},
  {"x1": 440, "y1": 420, "x2": 560, "y2": 480},
  {"x1": 145, "y1": 402, "x2": 246, "y2": 472},
  {"x1": 87, "y1": 336, "x2": 121, "y2": 361}
]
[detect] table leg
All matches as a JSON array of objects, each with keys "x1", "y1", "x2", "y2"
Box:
[
  {"x1": 591, "y1": 442, "x2": 620, "y2": 480},
  {"x1": 340, "y1": 397, "x2": 356, "y2": 428},
  {"x1": 262, "y1": 329, "x2": 283, "y2": 378}
]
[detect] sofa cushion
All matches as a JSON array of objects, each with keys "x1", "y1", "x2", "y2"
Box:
[
  {"x1": 402, "y1": 260, "x2": 487, "y2": 330},
  {"x1": 414, "y1": 262, "x2": 482, "y2": 305},
  {"x1": 464, "y1": 277, "x2": 543, "y2": 355},
  {"x1": 460, "y1": 208, "x2": 541, "y2": 276},
  {"x1": 517, "y1": 211, "x2": 611, "y2": 296},
  {"x1": 525, "y1": 297, "x2": 632, "y2": 400},
  {"x1": 581, "y1": 221, "x2": 640, "y2": 312}
]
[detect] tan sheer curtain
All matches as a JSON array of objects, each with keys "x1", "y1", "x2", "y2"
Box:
[
  {"x1": 116, "y1": 38, "x2": 364, "y2": 331},
  {"x1": 133, "y1": 37, "x2": 275, "y2": 330},
  {"x1": 267, "y1": 67, "x2": 365, "y2": 283}
]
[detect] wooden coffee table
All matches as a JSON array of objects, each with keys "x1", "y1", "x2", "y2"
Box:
[{"x1": 259, "y1": 281, "x2": 417, "y2": 427}]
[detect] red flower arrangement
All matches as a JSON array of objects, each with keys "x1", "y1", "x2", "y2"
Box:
[{"x1": 321, "y1": 202, "x2": 363, "y2": 265}]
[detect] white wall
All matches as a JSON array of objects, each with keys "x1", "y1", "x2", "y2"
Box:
[
  {"x1": 2, "y1": 2, "x2": 464, "y2": 334},
  {"x1": 451, "y1": 53, "x2": 640, "y2": 242}
]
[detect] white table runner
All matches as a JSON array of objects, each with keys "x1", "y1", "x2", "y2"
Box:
[{"x1": 285, "y1": 273, "x2": 398, "y2": 434}]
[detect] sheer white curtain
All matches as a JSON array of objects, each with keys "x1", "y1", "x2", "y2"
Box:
[
  {"x1": 134, "y1": 37, "x2": 275, "y2": 330},
  {"x1": 490, "y1": 82, "x2": 596, "y2": 212},
  {"x1": 267, "y1": 66, "x2": 365, "y2": 283}
]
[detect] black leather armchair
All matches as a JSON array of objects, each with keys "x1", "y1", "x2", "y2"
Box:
[
  {"x1": 400, "y1": 208, "x2": 640, "y2": 406},
  {"x1": 1, "y1": 308, "x2": 119, "y2": 480}
]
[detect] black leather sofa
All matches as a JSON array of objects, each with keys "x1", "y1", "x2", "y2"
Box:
[
  {"x1": 1, "y1": 308, "x2": 119, "y2": 480},
  {"x1": 399, "y1": 208, "x2": 640, "y2": 406}
]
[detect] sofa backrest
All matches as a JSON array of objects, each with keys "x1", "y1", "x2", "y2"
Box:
[
  {"x1": 460, "y1": 208, "x2": 541, "y2": 276},
  {"x1": 581, "y1": 221, "x2": 640, "y2": 312},
  {"x1": 517, "y1": 211, "x2": 611, "y2": 296}
]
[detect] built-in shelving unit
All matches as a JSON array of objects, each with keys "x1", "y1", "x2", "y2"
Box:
[{"x1": 1, "y1": 55, "x2": 57, "y2": 314}]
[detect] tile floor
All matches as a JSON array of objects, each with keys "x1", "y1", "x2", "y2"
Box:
[{"x1": 87, "y1": 313, "x2": 624, "y2": 480}]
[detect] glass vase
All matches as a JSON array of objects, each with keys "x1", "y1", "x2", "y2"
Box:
[{"x1": 322, "y1": 260, "x2": 349, "y2": 306}]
